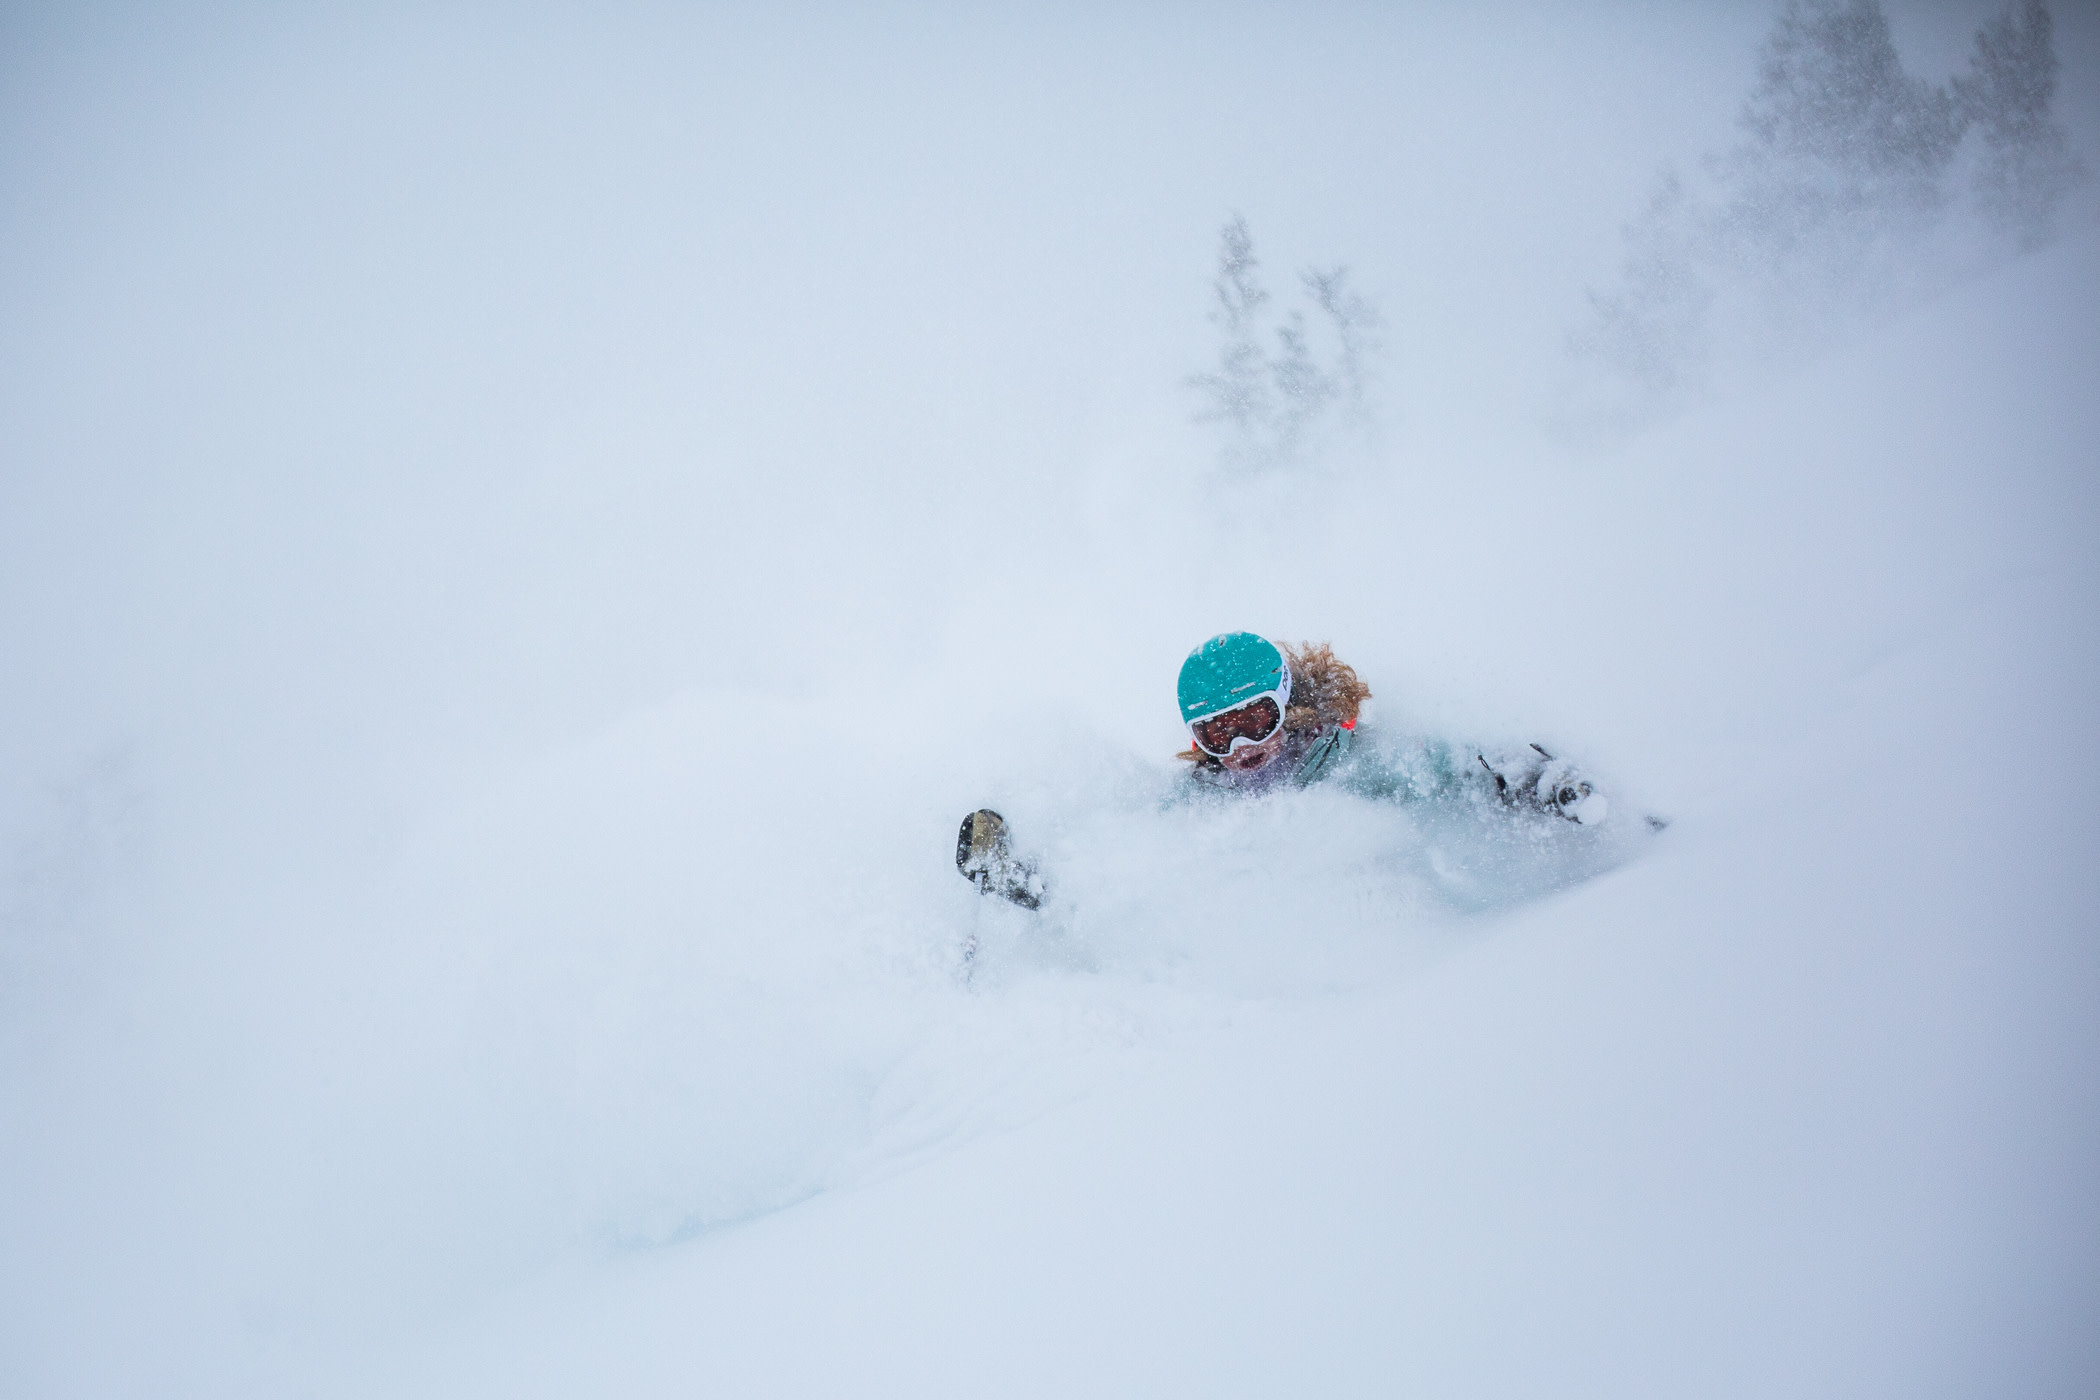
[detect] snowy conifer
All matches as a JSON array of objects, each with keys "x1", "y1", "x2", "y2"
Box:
[{"x1": 1953, "y1": 0, "x2": 2086, "y2": 249}]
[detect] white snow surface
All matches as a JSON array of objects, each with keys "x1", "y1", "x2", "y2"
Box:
[{"x1": 3, "y1": 6, "x2": 2098, "y2": 1397}]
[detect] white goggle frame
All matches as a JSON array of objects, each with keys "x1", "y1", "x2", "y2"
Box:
[{"x1": 1187, "y1": 667, "x2": 1293, "y2": 758}]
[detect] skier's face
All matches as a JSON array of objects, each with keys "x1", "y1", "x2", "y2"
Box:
[{"x1": 1221, "y1": 726, "x2": 1286, "y2": 772}]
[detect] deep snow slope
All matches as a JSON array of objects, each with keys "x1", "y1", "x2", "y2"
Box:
[
  {"x1": 378, "y1": 235, "x2": 2100, "y2": 1399},
  {"x1": 3, "y1": 6, "x2": 2098, "y2": 1397}
]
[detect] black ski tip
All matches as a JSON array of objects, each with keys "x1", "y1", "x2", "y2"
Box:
[
  {"x1": 955, "y1": 808, "x2": 1042, "y2": 909},
  {"x1": 957, "y1": 809, "x2": 1007, "y2": 873}
]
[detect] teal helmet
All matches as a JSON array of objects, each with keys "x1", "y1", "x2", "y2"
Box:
[{"x1": 1178, "y1": 631, "x2": 1292, "y2": 724}]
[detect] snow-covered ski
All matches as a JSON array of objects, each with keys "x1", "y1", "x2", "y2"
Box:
[{"x1": 955, "y1": 808, "x2": 1044, "y2": 910}]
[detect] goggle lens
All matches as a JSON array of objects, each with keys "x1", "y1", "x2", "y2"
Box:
[{"x1": 1190, "y1": 695, "x2": 1283, "y2": 756}]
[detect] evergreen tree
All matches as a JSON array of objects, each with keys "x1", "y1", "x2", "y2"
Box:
[
  {"x1": 1721, "y1": 0, "x2": 1962, "y2": 262},
  {"x1": 1571, "y1": 0, "x2": 2083, "y2": 422},
  {"x1": 1192, "y1": 215, "x2": 1273, "y2": 433},
  {"x1": 1575, "y1": 172, "x2": 1713, "y2": 397},
  {"x1": 1302, "y1": 268, "x2": 1382, "y2": 422},
  {"x1": 1189, "y1": 219, "x2": 1383, "y2": 475},
  {"x1": 1954, "y1": 0, "x2": 2086, "y2": 249}
]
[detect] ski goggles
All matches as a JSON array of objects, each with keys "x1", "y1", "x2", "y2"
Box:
[{"x1": 1188, "y1": 693, "x2": 1286, "y2": 757}]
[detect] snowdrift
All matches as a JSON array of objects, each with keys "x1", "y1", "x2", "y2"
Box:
[{"x1": 371, "y1": 226, "x2": 2100, "y2": 1400}]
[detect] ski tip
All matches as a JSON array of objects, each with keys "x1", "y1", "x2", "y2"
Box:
[
  {"x1": 955, "y1": 808, "x2": 1044, "y2": 909},
  {"x1": 956, "y1": 809, "x2": 1008, "y2": 872}
]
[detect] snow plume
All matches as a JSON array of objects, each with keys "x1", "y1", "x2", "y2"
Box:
[
  {"x1": 1, "y1": 4, "x2": 2096, "y2": 1396},
  {"x1": 1571, "y1": 0, "x2": 2088, "y2": 424},
  {"x1": 1187, "y1": 215, "x2": 1383, "y2": 477}
]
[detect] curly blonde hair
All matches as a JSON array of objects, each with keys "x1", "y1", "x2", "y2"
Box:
[{"x1": 1176, "y1": 640, "x2": 1372, "y2": 765}]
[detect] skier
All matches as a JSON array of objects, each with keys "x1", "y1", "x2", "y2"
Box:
[
  {"x1": 1172, "y1": 631, "x2": 1368, "y2": 792},
  {"x1": 957, "y1": 631, "x2": 1610, "y2": 907}
]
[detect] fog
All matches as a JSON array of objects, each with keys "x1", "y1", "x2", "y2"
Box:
[{"x1": 4, "y1": 3, "x2": 2097, "y2": 1396}]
